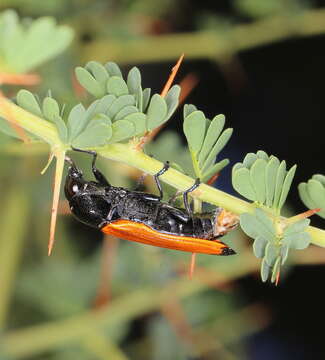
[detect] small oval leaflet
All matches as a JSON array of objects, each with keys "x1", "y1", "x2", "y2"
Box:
[
  {"x1": 75, "y1": 67, "x2": 106, "y2": 98},
  {"x1": 17, "y1": 90, "x2": 42, "y2": 117},
  {"x1": 42, "y1": 97, "x2": 60, "y2": 123},
  {"x1": 183, "y1": 110, "x2": 206, "y2": 154},
  {"x1": 106, "y1": 76, "x2": 129, "y2": 97},
  {"x1": 146, "y1": 94, "x2": 168, "y2": 131}
]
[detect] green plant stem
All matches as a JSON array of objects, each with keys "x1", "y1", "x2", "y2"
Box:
[
  {"x1": 81, "y1": 9, "x2": 325, "y2": 64},
  {"x1": 0, "y1": 97, "x2": 61, "y2": 147},
  {"x1": 0, "y1": 187, "x2": 29, "y2": 330},
  {"x1": 1, "y1": 100, "x2": 325, "y2": 247},
  {"x1": 1, "y1": 252, "x2": 257, "y2": 358}
]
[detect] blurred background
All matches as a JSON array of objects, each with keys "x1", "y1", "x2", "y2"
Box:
[{"x1": 1, "y1": 0, "x2": 325, "y2": 359}]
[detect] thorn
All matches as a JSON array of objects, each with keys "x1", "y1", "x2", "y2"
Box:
[
  {"x1": 275, "y1": 271, "x2": 280, "y2": 286},
  {"x1": 0, "y1": 72, "x2": 40, "y2": 86},
  {"x1": 189, "y1": 253, "x2": 196, "y2": 279},
  {"x1": 299, "y1": 208, "x2": 321, "y2": 218},
  {"x1": 134, "y1": 55, "x2": 185, "y2": 150},
  {"x1": 41, "y1": 152, "x2": 55, "y2": 175},
  {"x1": 287, "y1": 208, "x2": 321, "y2": 225},
  {"x1": 47, "y1": 152, "x2": 66, "y2": 256},
  {"x1": 160, "y1": 54, "x2": 184, "y2": 98},
  {"x1": 207, "y1": 172, "x2": 220, "y2": 186}
]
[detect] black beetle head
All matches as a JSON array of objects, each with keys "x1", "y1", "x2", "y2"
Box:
[{"x1": 64, "y1": 156, "x2": 85, "y2": 200}]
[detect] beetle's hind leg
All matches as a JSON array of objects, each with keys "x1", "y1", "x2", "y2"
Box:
[
  {"x1": 153, "y1": 161, "x2": 170, "y2": 199},
  {"x1": 71, "y1": 147, "x2": 110, "y2": 187},
  {"x1": 183, "y1": 178, "x2": 201, "y2": 217}
]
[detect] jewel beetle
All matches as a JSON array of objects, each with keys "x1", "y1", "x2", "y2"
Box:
[{"x1": 64, "y1": 149, "x2": 238, "y2": 255}]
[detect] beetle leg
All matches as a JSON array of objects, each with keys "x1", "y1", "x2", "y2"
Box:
[
  {"x1": 154, "y1": 161, "x2": 170, "y2": 199},
  {"x1": 183, "y1": 178, "x2": 201, "y2": 217},
  {"x1": 71, "y1": 147, "x2": 111, "y2": 187}
]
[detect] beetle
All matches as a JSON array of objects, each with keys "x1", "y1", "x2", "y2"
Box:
[{"x1": 64, "y1": 149, "x2": 238, "y2": 255}]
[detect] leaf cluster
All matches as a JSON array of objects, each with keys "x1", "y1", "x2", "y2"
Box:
[
  {"x1": 7, "y1": 61, "x2": 181, "y2": 148},
  {"x1": 232, "y1": 151, "x2": 296, "y2": 213},
  {"x1": 241, "y1": 208, "x2": 310, "y2": 282},
  {"x1": 231, "y1": 151, "x2": 314, "y2": 282},
  {"x1": 183, "y1": 105, "x2": 232, "y2": 182},
  {"x1": 299, "y1": 174, "x2": 325, "y2": 219},
  {"x1": 0, "y1": 9, "x2": 73, "y2": 73}
]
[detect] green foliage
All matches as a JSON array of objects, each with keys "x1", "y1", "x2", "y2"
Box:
[
  {"x1": 75, "y1": 61, "x2": 180, "y2": 141},
  {"x1": 2, "y1": 61, "x2": 180, "y2": 147},
  {"x1": 240, "y1": 209, "x2": 311, "y2": 282},
  {"x1": 183, "y1": 105, "x2": 232, "y2": 182},
  {"x1": 15, "y1": 89, "x2": 69, "y2": 143},
  {"x1": 299, "y1": 174, "x2": 325, "y2": 219},
  {"x1": 232, "y1": 151, "x2": 297, "y2": 213},
  {"x1": 233, "y1": 152, "x2": 306, "y2": 282},
  {"x1": 0, "y1": 9, "x2": 73, "y2": 73},
  {"x1": 0, "y1": 60, "x2": 180, "y2": 146}
]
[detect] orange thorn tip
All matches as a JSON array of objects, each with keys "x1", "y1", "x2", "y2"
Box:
[
  {"x1": 160, "y1": 54, "x2": 184, "y2": 98},
  {"x1": 275, "y1": 271, "x2": 280, "y2": 286},
  {"x1": 299, "y1": 208, "x2": 321, "y2": 219}
]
